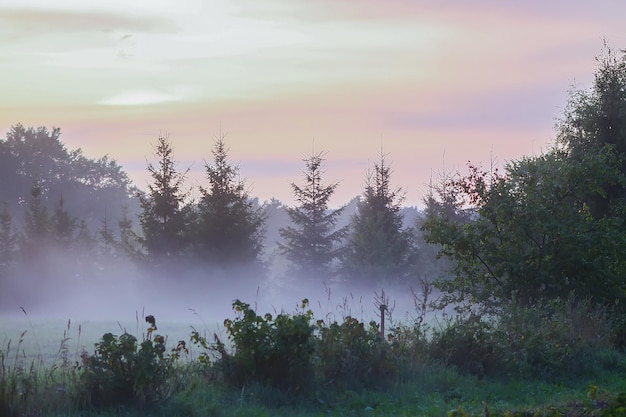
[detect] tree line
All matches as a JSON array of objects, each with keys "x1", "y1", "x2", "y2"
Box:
[
  {"x1": 2, "y1": 46, "x2": 626, "y2": 336},
  {"x1": 0, "y1": 126, "x2": 422, "y2": 306}
]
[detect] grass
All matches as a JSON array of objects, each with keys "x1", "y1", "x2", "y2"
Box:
[{"x1": 2, "y1": 300, "x2": 626, "y2": 417}]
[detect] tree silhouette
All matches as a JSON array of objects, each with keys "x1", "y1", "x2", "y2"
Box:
[
  {"x1": 139, "y1": 135, "x2": 191, "y2": 260},
  {"x1": 195, "y1": 132, "x2": 265, "y2": 265},
  {"x1": 279, "y1": 151, "x2": 348, "y2": 280},
  {"x1": 342, "y1": 151, "x2": 415, "y2": 285}
]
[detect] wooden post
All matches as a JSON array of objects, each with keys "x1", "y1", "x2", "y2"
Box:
[{"x1": 380, "y1": 304, "x2": 387, "y2": 339}]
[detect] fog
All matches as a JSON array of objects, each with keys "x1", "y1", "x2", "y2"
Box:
[{"x1": 0, "y1": 248, "x2": 437, "y2": 331}]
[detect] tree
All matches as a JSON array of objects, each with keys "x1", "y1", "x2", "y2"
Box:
[
  {"x1": 279, "y1": 151, "x2": 348, "y2": 279},
  {"x1": 342, "y1": 151, "x2": 415, "y2": 285},
  {"x1": 98, "y1": 207, "x2": 116, "y2": 254},
  {"x1": 51, "y1": 194, "x2": 77, "y2": 245},
  {"x1": 195, "y1": 133, "x2": 265, "y2": 265},
  {"x1": 21, "y1": 180, "x2": 52, "y2": 254},
  {"x1": 557, "y1": 44, "x2": 626, "y2": 217},
  {"x1": 138, "y1": 135, "x2": 190, "y2": 260},
  {"x1": 118, "y1": 203, "x2": 143, "y2": 259},
  {"x1": 0, "y1": 203, "x2": 18, "y2": 275},
  {"x1": 422, "y1": 147, "x2": 626, "y2": 312},
  {"x1": 1, "y1": 124, "x2": 135, "y2": 235},
  {"x1": 414, "y1": 167, "x2": 466, "y2": 282}
]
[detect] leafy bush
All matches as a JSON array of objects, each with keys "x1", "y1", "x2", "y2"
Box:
[
  {"x1": 215, "y1": 299, "x2": 315, "y2": 393},
  {"x1": 494, "y1": 296, "x2": 613, "y2": 378},
  {"x1": 314, "y1": 316, "x2": 396, "y2": 389},
  {"x1": 386, "y1": 321, "x2": 430, "y2": 378},
  {"x1": 429, "y1": 313, "x2": 499, "y2": 376},
  {"x1": 79, "y1": 316, "x2": 186, "y2": 409},
  {"x1": 429, "y1": 296, "x2": 615, "y2": 379}
]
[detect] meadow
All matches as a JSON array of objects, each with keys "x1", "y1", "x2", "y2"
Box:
[{"x1": 3, "y1": 293, "x2": 626, "y2": 417}]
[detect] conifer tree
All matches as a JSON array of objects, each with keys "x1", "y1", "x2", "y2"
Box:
[
  {"x1": 51, "y1": 194, "x2": 77, "y2": 245},
  {"x1": 21, "y1": 180, "x2": 51, "y2": 254},
  {"x1": 195, "y1": 133, "x2": 265, "y2": 265},
  {"x1": 0, "y1": 203, "x2": 17, "y2": 274},
  {"x1": 342, "y1": 151, "x2": 415, "y2": 284},
  {"x1": 279, "y1": 151, "x2": 347, "y2": 279},
  {"x1": 139, "y1": 135, "x2": 190, "y2": 260},
  {"x1": 118, "y1": 203, "x2": 142, "y2": 258}
]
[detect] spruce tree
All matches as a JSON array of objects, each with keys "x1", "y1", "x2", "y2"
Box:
[
  {"x1": 195, "y1": 133, "x2": 265, "y2": 265},
  {"x1": 342, "y1": 151, "x2": 415, "y2": 285},
  {"x1": 279, "y1": 151, "x2": 348, "y2": 280},
  {"x1": 139, "y1": 135, "x2": 190, "y2": 260}
]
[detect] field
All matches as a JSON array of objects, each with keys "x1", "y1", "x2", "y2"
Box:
[{"x1": 3, "y1": 296, "x2": 626, "y2": 417}]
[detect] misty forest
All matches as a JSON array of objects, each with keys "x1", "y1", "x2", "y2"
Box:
[{"x1": 3, "y1": 48, "x2": 626, "y2": 416}]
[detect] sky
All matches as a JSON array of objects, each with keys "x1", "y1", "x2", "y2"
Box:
[{"x1": 1, "y1": 1, "x2": 626, "y2": 208}]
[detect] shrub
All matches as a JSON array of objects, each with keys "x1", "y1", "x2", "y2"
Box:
[
  {"x1": 79, "y1": 315, "x2": 186, "y2": 409},
  {"x1": 429, "y1": 313, "x2": 499, "y2": 376},
  {"x1": 494, "y1": 296, "x2": 613, "y2": 379},
  {"x1": 386, "y1": 321, "x2": 430, "y2": 379},
  {"x1": 314, "y1": 316, "x2": 396, "y2": 389},
  {"x1": 216, "y1": 299, "x2": 316, "y2": 394}
]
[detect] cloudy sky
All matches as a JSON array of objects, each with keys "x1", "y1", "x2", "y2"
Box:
[{"x1": 1, "y1": 1, "x2": 625, "y2": 207}]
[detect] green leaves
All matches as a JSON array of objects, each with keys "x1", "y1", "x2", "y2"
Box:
[
  {"x1": 423, "y1": 147, "x2": 626, "y2": 313},
  {"x1": 218, "y1": 299, "x2": 315, "y2": 391}
]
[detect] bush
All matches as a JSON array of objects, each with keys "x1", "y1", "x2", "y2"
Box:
[
  {"x1": 494, "y1": 296, "x2": 613, "y2": 379},
  {"x1": 314, "y1": 316, "x2": 396, "y2": 389},
  {"x1": 429, "y1": 313, "x2": 499, "y2": 376},
  {"x1": 216, "y1": 299, "x2": 316, "y2": 394},
  {"x1": 79, "y1": 315, "x2": 186, "y2": 409},
  {"x1": 428, "y1": 296, "x2": 616, "y2": 379}
]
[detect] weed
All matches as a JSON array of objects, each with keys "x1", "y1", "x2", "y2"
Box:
[{"x1": 0, "y1": 333, "x2": 40, "y2": 417}]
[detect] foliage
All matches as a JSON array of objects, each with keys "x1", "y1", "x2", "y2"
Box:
[
  {"x1": 117, "y1": 203, "x2": 144, "y2": 259},
  {"x1": 138, "y1": 134, "x2": 191, "y2": 260},
  {"x1": 0, "y1": 203, "x2": 17, "y2": 277},
  {"x1": 20, "y1": 180, "x2": 52, "y2": 253},
  {"x1": 422, "y1": 147, "x2": 626, "y2": 312},
  {"x1": 51, "y1": 194, "x2": 78, "y2": 245},
  {"x1": 557, "y1": 44, "x2": 626, "y2": 217},
  {"x1": 342, "y1": 151, "x2": 415, "y2": 284},
  {"x1": 79, "y1": 316, "x2": 187, "y2": 410},
  {"x1": 494, "y1": 296, "x2": 614, "y2": 379},
  {"x1": 429, "y1": 313, "x2": 499, "y2": 377},
  {"x1": 0, "y1": 124, "x2": 134, "y2": 231},
  {"x1": 314, "y1": 315, "x2": 397, "y2": 390},
  {"x1": 602, "y1": 392, "x2": 626, "y2": 417},
  {"x1": 429, "y1": 295, "x2": 617, "y2": 379},
  {"x1": 213, "y1": 299, "x2": 315, "y2": 394},
  {"x1": 194, "y1": 133, "x2": 265, "y2": 265},
  {"x1": 279, "y1": 151, "x2": 348, "y2": 279}
]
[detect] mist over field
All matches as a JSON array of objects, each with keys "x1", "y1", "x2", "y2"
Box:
[{"x1": 1, "y1": 253, "x2": 430, "y2": 326}]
